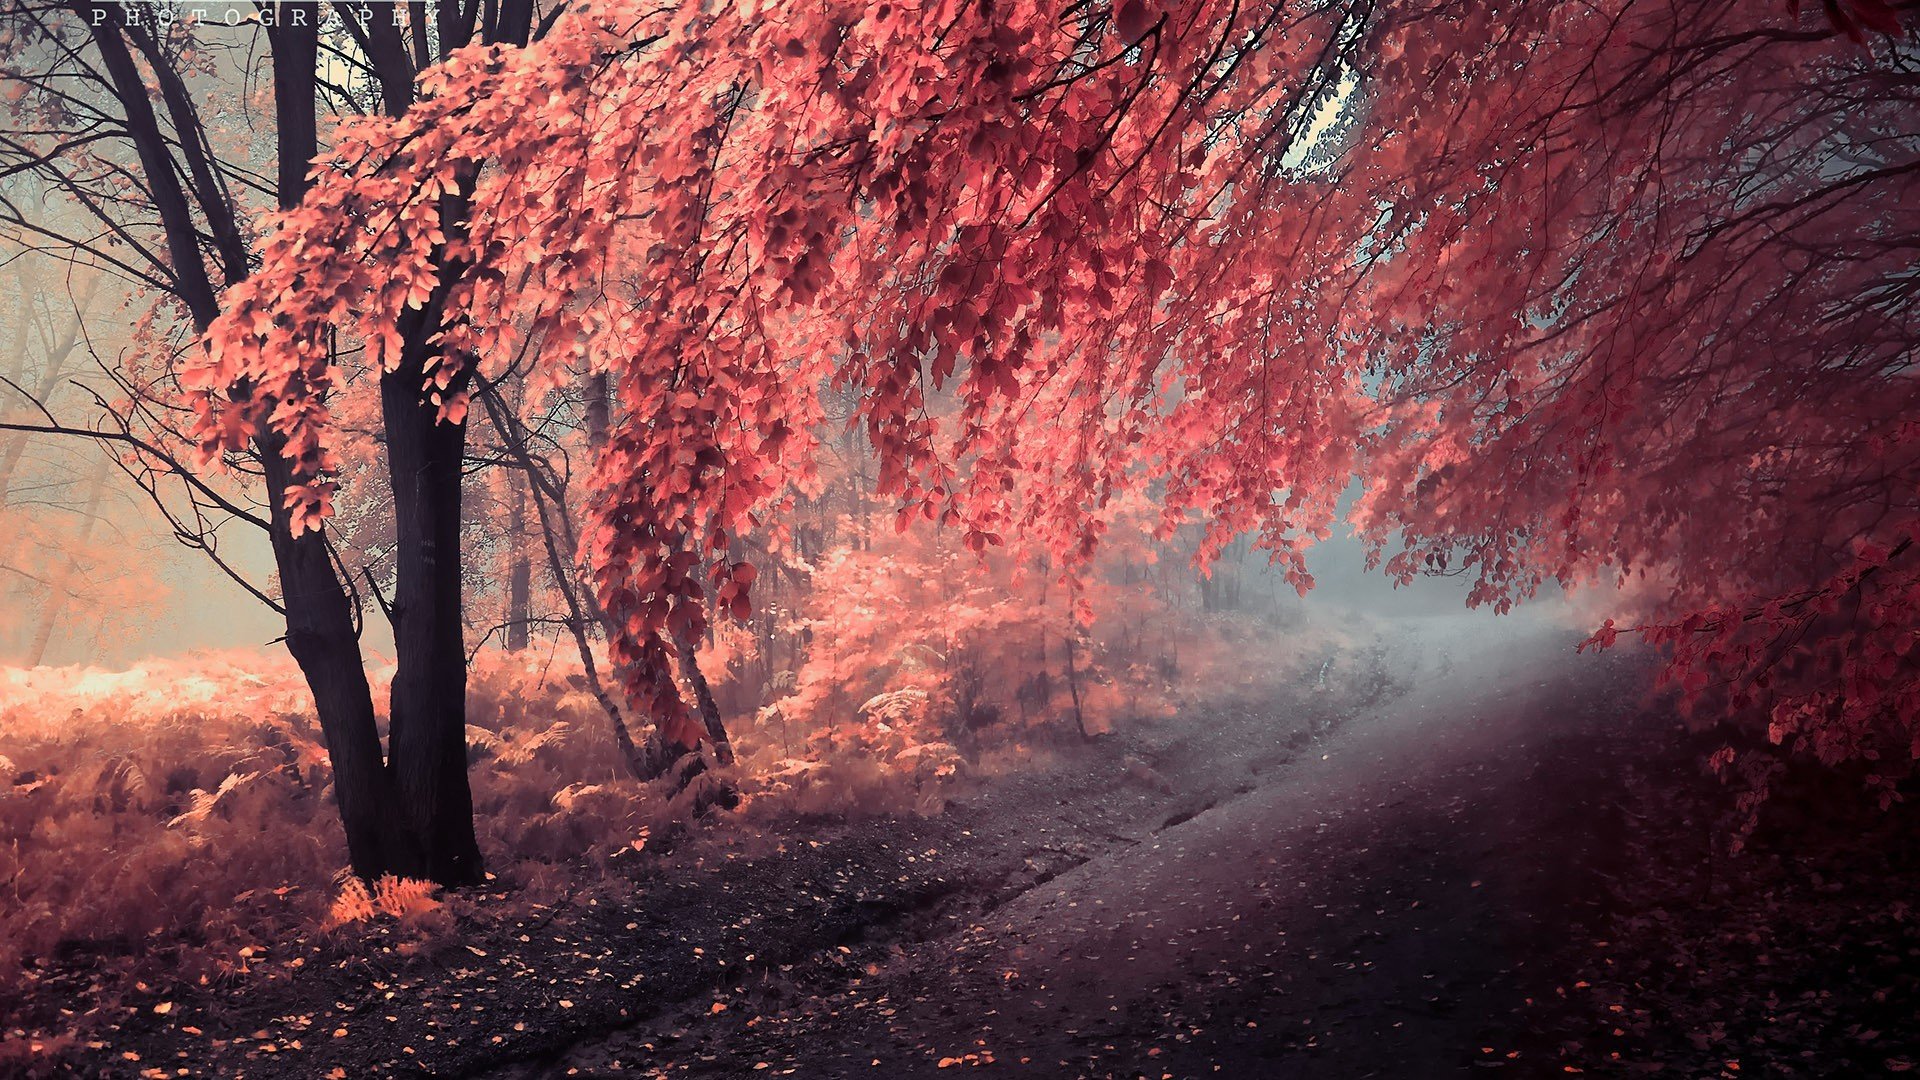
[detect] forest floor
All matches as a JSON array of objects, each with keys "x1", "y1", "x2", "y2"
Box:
[{"x1": 30, "y1": 614, "x2": 1920, "y2": 1079}]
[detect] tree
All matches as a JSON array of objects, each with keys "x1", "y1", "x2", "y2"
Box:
[
  {"x1": 191, "y1": 0, "x2": 1379, "y2": 767},
  {"x1": 0, "y1": 0, "x2": 560, "y2": 884},
  {"x1": 1339, "y1": 0, "x2": 1919, "y2": 795}
]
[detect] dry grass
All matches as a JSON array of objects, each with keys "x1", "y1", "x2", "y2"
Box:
[
  {"x1": 0, "y1": 610, "x2": 1336, "y2": 1023},
  {"x1": 0, "y1": 651, "x2": 637, "y2": 998}
]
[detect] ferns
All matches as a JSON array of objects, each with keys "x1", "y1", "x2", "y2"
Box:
[
  {"x1": 493, "y1": 719, "x2": 572, "y2": 767},
  {"x1": 167, "y1": 770, "x2": 261, "y2": 829},
  {"x1": 0, "y1": 648, "x2": 719, "y2": 993},
  {"x1": 325, "y1": 873, "x2": 442, "y2": 928}
]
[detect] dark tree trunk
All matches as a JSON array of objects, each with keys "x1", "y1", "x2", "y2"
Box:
[
  {"x1": 352, "y1": 0, "x2": 553, "y2": 888},
  {"x1": 583, "y1": 373, "x2": 611, "y2": 452},
  {"x1": 260, "y1": 444, "x2": 402, "y2": 880},
  {"x1": 381, "y1": 365, "x2": 484, "y2": 886},
  {"x1": 475, "y1": 382, "x2": 653, "y2": 781},
  {"x1": 378, "y1": 184, "x2": 485, "y2": 889},
  {"x1": 68, "y1": 10, "x2": 526, "y2": 887},
  {"x1": 1064, "y1": 631, "x2": 1089, "y2": 740},
  {"x1": 675, "y1": 632, "x2": 733, "y2": 765},
  {"x1": 506, "y1": 473, "x2": 532, "y2": 652}
]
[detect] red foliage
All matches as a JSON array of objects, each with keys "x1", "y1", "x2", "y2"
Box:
[{"x1": 190, "y1": 0, "x2": 1914, "y2": 782}]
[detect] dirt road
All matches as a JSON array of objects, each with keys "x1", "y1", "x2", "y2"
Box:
[{"x1": 520, "y1": 615, "x2": 1652, "y2": 1077}]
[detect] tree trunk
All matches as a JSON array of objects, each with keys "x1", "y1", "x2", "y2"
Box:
[
  {"x1": 505, "y1": 471, "x2": 532, "y2": 652},
  {"x1": 1064, "y1": 630, "x2": 1089, "y2": 739},
  {"x1": 264, "y1": 14, "x2": 428, "y2": 883},
  {"x1": 68, "y1": 13, "x2": 475, "y2": 886},
  {"x1": 259, "y1": 442, "x2": 403, "y2": 881},
  {"x1": 476, "y1": 382, "x2": 653, "y2": 780},
  {"x1": 583, "y1": 372, "x2": 611, "y2": 452},
  {"x1": 381, "y1": 365, "x2": 484, "y2": 886},
  {"x1": 675, "y1": 631, "x2": 733, "y2": 765},
  {"x1": 579, "y1": 370, "x2": 714, "y2": 775}
]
